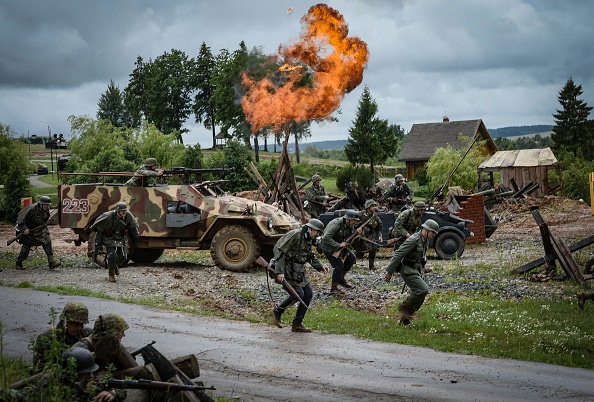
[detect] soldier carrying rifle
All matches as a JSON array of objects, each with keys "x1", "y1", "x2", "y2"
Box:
[{"x1": 383, "y1": 174, "x2": 413, "y2": 213}]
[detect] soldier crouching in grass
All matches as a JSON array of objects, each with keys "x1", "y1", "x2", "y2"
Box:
[
  {"x1": 384, "y1": 219, "x2": 439, "y2": 326},
  {"x1": 271, "y1": 219, "x2": 329, "y2": 332},
  {"x1": 91, "y1": 202, "x2": 140, "y2": 283}
]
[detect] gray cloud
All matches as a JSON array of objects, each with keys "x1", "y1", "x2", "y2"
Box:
[{"x1": 1, "y1": 0, "x2": 593, "y2": 144}]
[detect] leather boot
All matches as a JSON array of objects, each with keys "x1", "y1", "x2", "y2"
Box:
[
  {"x1": 577, "y1": 292, "x2": 593, "y2": 309},
  {"x1": 369, "y1": 258, "x2": 375, "y2": 271},
  {"x1": 48, "y1": 261, "x2": 61, "y2": 269},
  {"x1": 339, "y1": 273, "x2": 353, "y2": 289},
  {"x1": 330, "y1": 282, "x2": 345, "y2": 297},
  {"x1": 398, "y1": 303, "x2": 415, "y2": 320},
  {"x1": 16, "y1": 260, "x2": 25, "y2": 270},
  {"x1": 271, "y1": 306, "x2": 283, "y2": 328}
]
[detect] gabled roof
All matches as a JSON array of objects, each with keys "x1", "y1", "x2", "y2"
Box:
[
  {"x1": 399, "y1": 119, "x2": 497, "y2": 162},
  {"x1": 478, "y1": 147, "x2": 558, "y2": 169}
]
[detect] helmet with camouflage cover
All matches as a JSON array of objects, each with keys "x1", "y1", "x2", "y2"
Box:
[
  {"x1": 62, "y1": 347, "x2": 99, "y2": 374},
  {"x1": 39, "y1": 196, "x2": 51, "y2": 205},
  {"x1": 311, "y1": 174, "x2": 322, "y2": 182},
  {"x1": 365, "y1": 199, "x2": 378, "y2": 209},
  {"x1": 414, "y1": 201, "x2": 427, "y2": 211},
  {"x1": 421, "y1": 219, "x2": 439, "y2": 233},
  {"x1": 114, "y1": 202, "x2": 128, "y2": 211},
  {"x1": 93, "y1": 313, "x2": 129, "y2": 336},
  {"x1": 145, "y1": 158, "x2": 158, "y2": 167},
  {"x1": 60, "y1": 302, "x2": 89, "y2": 324},
  {"x1": 394, "y1": 174, "x2": 404, "y2": 183},
  {"x1": 305, "y1": 218, "x2": 324, "y2": 232}
]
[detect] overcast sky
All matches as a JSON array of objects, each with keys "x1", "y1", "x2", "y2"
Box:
[{"x1": 1, "y1": 0, "x2": 593, "y2": 146}]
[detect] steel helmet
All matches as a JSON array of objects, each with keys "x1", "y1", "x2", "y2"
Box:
[
  {"x1": 311, "y1": 174, "x2": 322, "y2": 182},
  {"x1": 114, "y1": 202, "x2": 128, "y2": 211},
  {"x1": 394, "y1": 174, "x2": 404, "y2": 182},
  {"x1": 365, "y1": 199, "x2": 378, "y2": 209},
  {"x1": 93, "y1": 313, "x2": 129, "y2": 336},
  {"x1": 60, "y1": 302, "x2": 89, "y2": 324},
  {"x1": 421, "y1": 219, "x2": 439, "y2": 233},
  {"x1": 38, "y1": 196, "x2": 51, "y2": 205},
  {"x1": 145, "y1": 158, "x2": 158, "y2": 167},
  {"x1": 305, "y1": 218, "x2": 324, "y2": 231},
  {"x1": 414, "y1": 201, "x2": 427, "y2": 211},
  {"x1": 62, "y1": 347, "x2": 99, "y2": 374},
  {"x1": 344, "y1": 210, "x2": 361, "y2": 221}
]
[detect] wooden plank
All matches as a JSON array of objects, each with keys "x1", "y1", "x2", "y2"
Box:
[{"x1": 550, "y1": 234, "x2": 587, "y2": 285}]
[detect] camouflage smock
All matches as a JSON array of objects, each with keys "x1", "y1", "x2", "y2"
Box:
[
  {"x1": 319, "y1": 217, "x2": 355, "y2": 255},
  {"x1": 32, "y1": 323, "x2": 92, "y2": 372},
  {"x1": 125, "y1": 164, "x2": 159, "y2": 187},
  {"x1": 383, "y1": 182, "x2": 413, "y2": 211},
  {"x1": 274, "y1": 227, "x2": 324, "y2": 287},
  {"x1": 90, "y1": 210, "x2": 140, "y2": 247},
  {"x1": 391, "y1": 207, "x2": 421, "y2": 239},
  {"x1": 305, "y1": 183, "x2": 328, "y2": 218},
  {"x1": 386, "y1": 231, "x2": 428, "y2": 275},
  {"x1": 360, "y1": 209, "x2": 383, "y2": 238},
  {"x1": 16, "y1": 202, "x2": 51, "y2": 245}
]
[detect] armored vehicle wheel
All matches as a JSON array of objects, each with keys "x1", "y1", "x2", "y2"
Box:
[
  {"x1": 434, "y1": 232, "x2": 464, "y2": 260},
  {"x1": 210, "y1": 225, "x2": 260, "y2": 272},
  {"x1": 129, "y1": 248, "x2": 164, "y2": 264}
]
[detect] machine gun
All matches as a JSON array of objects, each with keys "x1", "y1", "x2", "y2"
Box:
[
  {"x1": 332, "y1": 215, "x2": 374, "y2": 257},
  {"x1": 161, "y1": 167, "x2": 235, "y2": 185},
  {"x1": 106, "y1": 378, "x2": 215, "y2": 392},
  {"x1": 131, "y1": 341, "x2": 215, "y2": 402}
]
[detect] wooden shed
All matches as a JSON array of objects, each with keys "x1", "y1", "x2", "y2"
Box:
[
  {"x1": 477, "y1": 147, "x2": 562, "y2": 198},
  {"x1": 399, "y1": 118, "x2": 497, "y2": 180}
]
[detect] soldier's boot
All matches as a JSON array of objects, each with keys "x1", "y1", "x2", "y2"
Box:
[
  {"x1": 339, "y1": 274, "x2": 353, "y2": 289},
  {"x1": 397, "y1": 303, "x2": 415, "y2": 320},
  {"x1": 577, "y1": 292, "x2": 593, "y2": 309},
  {"x1": 369, "y1": 257, "x2": 376, "y2": 271},
  {"x1": 329, "y1": 282, "x2": 345, "y2": 297},
  {"x1": 271, "y1": 305, "x2": 284, "y2": 328},
  {"x1": 47, "y1": 256, "x2": 61, "y2": 270},
  {"x1": 16, "y1": 260, "x2": 25, "y2": 270}
]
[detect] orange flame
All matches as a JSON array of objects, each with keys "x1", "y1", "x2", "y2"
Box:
[{"x1": 241, "y1": 4, "x2": 369, "y2": 134}]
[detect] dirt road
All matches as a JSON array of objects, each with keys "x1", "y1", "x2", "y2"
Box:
[{"x1": 2, "y1": 287, "x2": 593, "y2": 402}]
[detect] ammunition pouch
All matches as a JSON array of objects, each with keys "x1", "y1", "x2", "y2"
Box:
[{"x1": 289, "y1": 262, "x2": 306, "y2": 282}]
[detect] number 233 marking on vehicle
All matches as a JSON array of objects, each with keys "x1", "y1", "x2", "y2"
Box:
[{"x1": 62, "y1": 198, "x2": 90, "y2": 214}]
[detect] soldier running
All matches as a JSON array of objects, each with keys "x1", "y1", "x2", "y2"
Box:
[
  {"x1": 355, "y1": 199, "x2": 383, "y2": 270},
  {"x1": 383, "y1": 174, "x2": 413, "y2": 213}
]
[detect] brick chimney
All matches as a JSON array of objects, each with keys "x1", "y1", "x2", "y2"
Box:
[{"x1": 442, "y1": 115, "x2": 449, "y2": 122}]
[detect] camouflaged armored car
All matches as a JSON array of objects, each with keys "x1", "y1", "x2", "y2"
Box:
[{"x1": 58, "y1": 172, "x2": 301, "y2": 272}]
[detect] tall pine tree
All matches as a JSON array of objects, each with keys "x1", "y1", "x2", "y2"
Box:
[
  {"x1": 344, "y1": 86, "x2": 399, "y2": 183},
  {"x1": 552, "y1": 78, "x2": 593, "y2": 157}
]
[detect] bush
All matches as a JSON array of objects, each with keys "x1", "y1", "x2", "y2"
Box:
[
  {"x1": 335, "y1": 164, "x2": 373, "y2": 191},
  {"x1": 205, "y1": 140, "x2": 255, "y2": 193},
  {"x1": 558, "y1": 151, "x2": 593, "y2": 203}
]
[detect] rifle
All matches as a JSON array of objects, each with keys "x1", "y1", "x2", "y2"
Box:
[
  {"x1": 130, "y1": 341, "x2": 215, "y2": 402},
  {"x1": 255, "y1": 256, "x2": 309, "y2": 309},
  {"x1": 6, "y1": 224, "x2": 47, "y2": 246},
  {"x1": 359, "y1": 236, "x2": 403, "y2": 248},
  {"x1": 162, "y1": 167, "x2": 233, "y2": 175},
  {"x1": 106, "y1": 378, "x2": 215, "y2": 392},
  {"x1": 332, "y1": 216, "x2": 374, "y2": 258}
]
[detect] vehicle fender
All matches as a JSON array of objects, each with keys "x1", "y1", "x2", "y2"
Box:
[
  {"x1": 199, "y1": 216, "x2": 263, "y2": 243},
  {"x1": 429, "y1": 226, "x2": 467, "y2": 247}
]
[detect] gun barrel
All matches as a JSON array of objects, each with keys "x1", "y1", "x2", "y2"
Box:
[{"x1": 107, "y1": 379, "x2": 215, "y2": 391}]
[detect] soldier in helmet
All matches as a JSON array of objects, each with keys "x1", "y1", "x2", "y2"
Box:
[
  {"x1": 384, "y1": 219, "x2": 439, "y2": 326},
  {"x1": 390, "y1": 201, "x2": 427, "y2": 250},
  {"x1": 271, "y1": 218, "x2": 329, "y2": 332},
  {"x1": 125, "y1": 157, "x2": 164, "y2": 187},
  {"x1": 383, "y1": 174, "x2": 413, "y2": 213},
  {"x1": 305, "y1": 174, "x2": 331, "y2": 218},
  {"x1": 15, "y1": 195, "x2": 61, "y2": 270},
  {"x1": 91, "y1": 202, "x2": 140, "y2": 283},
  {"x1": 354, "y1": 199, "x2": 383, "y2": 270},
  {"x1": 32, "y1": 301, "x2": 92, "y2": 373},
  {"x1": 319, "y1": 210, "x2": 363, "y2": 297}
]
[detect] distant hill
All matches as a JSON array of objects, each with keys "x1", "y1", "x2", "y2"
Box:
[
  {"x1": 283, "y1": 125, "x2": 555, "y2": 151},
  {"x1": 488, "y1": 125, "x2": 553, "y2": 138}
]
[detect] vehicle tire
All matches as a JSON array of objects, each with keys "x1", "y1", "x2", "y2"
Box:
[
  {"x1": 129, "y1": 248, "x2": 164, "y2": 264},
  {"x1": 210, "y1": 225, "x2": 260, "y2": 272},
  {"x1": 259, "y1": 244, "x2": 274, "y2": 262},
  {"x1": 87, "y1": 232, "x2": 132, "y2": 268},
  {"x1": 434, "y1": 232, "x2": 465, "y2": 260}
]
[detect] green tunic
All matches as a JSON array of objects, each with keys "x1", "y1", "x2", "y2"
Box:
[
  {"x1": 319, "y1": 217, "x2": 354, "y2": 255},
  {"x1": 16, "y1": 203, "x2": 51, "y2": 245},
  {"x1": 383, "y1": 182, "x2": 413, "y2": 212},
  {"x1": 305, "y1": 183, "x2": 328, "y2": 218},
  {"x1": 91, "y1": 210, "x2": 140, "y2": 247},
  {"x1": 274, "y1": 227, "x2": 324, "y2": 287},
  {"x1": 125, "y1": 164, "x2": 159, "y2": 187},
  {"x1": 390, "y1": 207, "x2": 422, "y2": 249}
]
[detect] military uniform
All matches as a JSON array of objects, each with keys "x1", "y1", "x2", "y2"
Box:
[
  {"x1": 384, "y1": 182, "x2": 413, "y2": 212},
  {"x1": 272, "y1": 226, "x2": 325, "y2": 330},
  {"x1": 385, "y1": 231, "x2": 430, "y2": 324},
  {"x1": 390, "y1": 207, "x2": 421, "y2": 249},
  {"x1": 354, "y1": 202, "x2": 383, "y2": 270},
  {"x1": 125, "y1": 163, "x2": 160, "y2": 187},
  {"x1": 305, "y1": 182, "x2": 328, "y2": 218},
  {"x1": 319, "y1": 212, "x2": 358, "y2": 295},
  {"x1": 91, "y1": 208, "x2": 140, "y2": 281},
  {"x1": 15, "y1": 199, "x2": 59, "y2": 269},
  {"x1": 32, "y1": 323, "x2": 92, "y2": 373}
]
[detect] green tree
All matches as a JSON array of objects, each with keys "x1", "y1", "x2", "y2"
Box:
[
  {"x1": 558, "y1": 150, "x2": 594, "y2": 203},
  {"x1": 125, "y1": 50, "x2": 197, "y2": 143},
  {"x1": 551, "y1": 78, "x2": 593, "y2": 157},
  {"x1": 204, "y1": 140, "x2": 254, "y2": 192},
  {"x1": 344, "y1": 86, "x2": 399, "y2": 182},
  {"x1": 97, "y1": 80, "x2": 130, "y2": 127},
  {"x1": 0, "y1": 124, "x2": 31, "y2": 222},
  {"x1": 193, "y1": 42, "x2": 217, "y2": 148}
]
